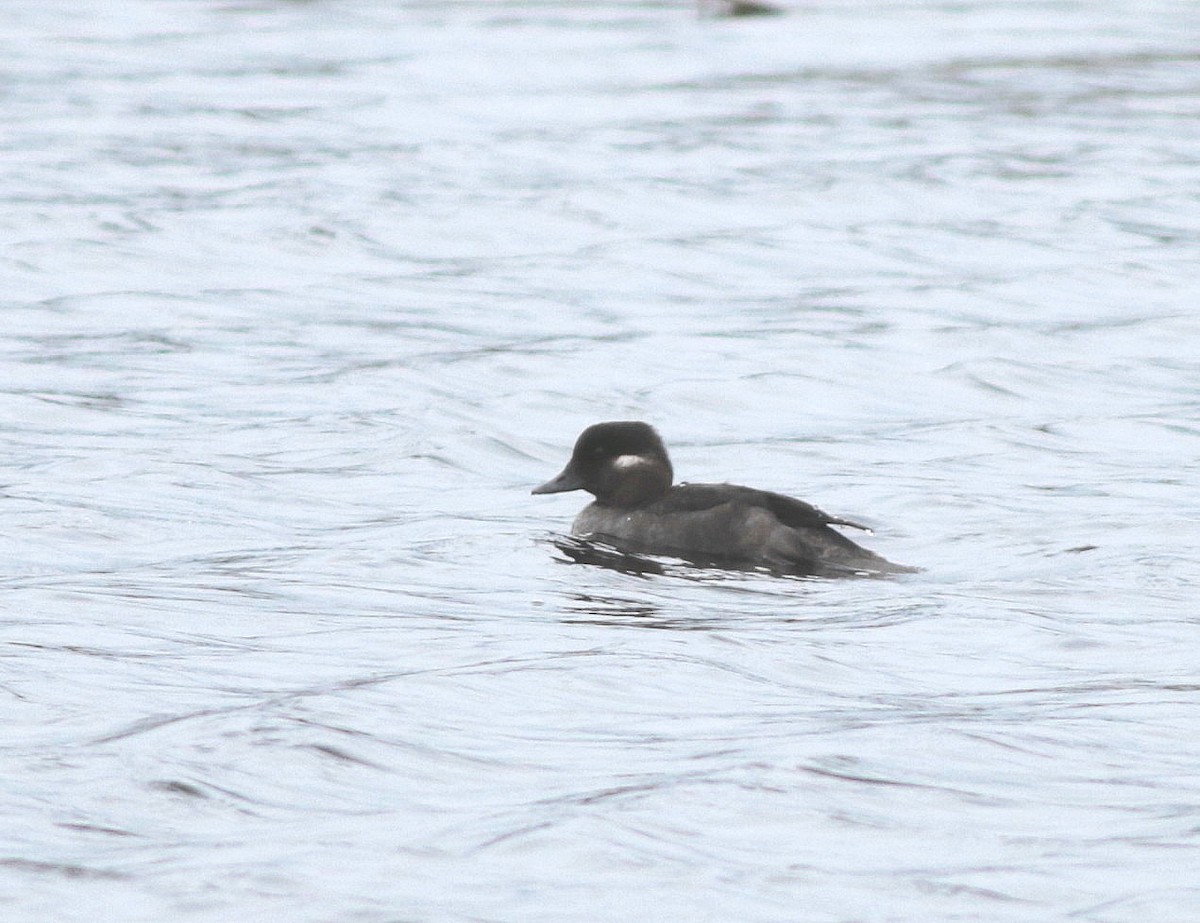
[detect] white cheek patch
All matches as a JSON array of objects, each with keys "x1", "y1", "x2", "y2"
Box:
[{"x1": 612, "y1": 454, "x2": 649, "y2": 469}]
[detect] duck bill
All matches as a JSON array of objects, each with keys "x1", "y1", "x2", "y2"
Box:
[{"x1": 532, "y1": 466, "x2": 585, "y2": 495}]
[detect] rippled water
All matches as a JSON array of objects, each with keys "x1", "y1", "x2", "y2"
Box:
[{"x1": 3, "y1": 1, "x2": 1199, "y2": 920}]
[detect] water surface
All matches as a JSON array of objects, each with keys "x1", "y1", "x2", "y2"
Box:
[{"x1": 3, "y1": 1, "x2": 1199, "y2": 920}]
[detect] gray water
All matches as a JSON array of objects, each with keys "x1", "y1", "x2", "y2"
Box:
[{"x1": 3, "y1": 1, "x2": 1200, "y2": 920}]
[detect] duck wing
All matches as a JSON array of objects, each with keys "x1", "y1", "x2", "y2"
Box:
[
  {"x1": 667, "y1": 483, "x2": 870, "y2": 532},
  {"x1": 762, "y1": 490, "x2": 871, "y2": 532}
]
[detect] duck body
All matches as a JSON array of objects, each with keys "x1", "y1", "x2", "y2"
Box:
[{"x1": 533, "y1": 421, "x2": 914, "y2": 576}]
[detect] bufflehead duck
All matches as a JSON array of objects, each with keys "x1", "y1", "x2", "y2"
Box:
[{"x1": 533, "y1": 421, "x2": 915, "y2": 576}]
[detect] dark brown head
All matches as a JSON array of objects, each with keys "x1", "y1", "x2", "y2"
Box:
[{"x1": 532, "y1": 421, "x2": 674, "y2": 508}]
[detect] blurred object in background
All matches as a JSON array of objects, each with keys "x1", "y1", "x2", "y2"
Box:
[{"x1": 700, "y1": 0, "x2": 785, "y2": 17}]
